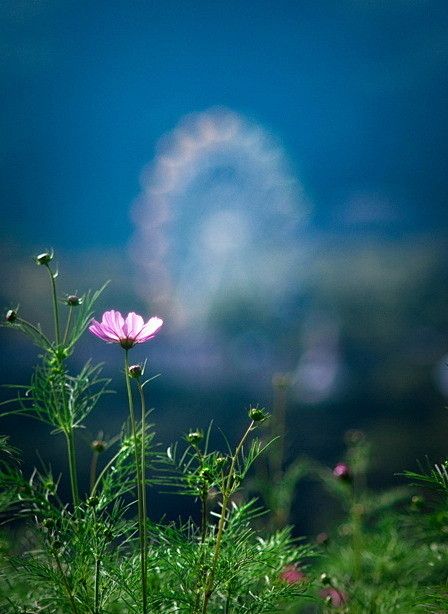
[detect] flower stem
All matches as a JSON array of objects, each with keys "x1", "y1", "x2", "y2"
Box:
[
  {"x1": 94, "y1": 557, "x2": 101, "y2": 614},
  {"x1": 200, "y1": 492, "x2": 207, "y2": 544},
  {"x1": 63, "y1": 305, "x2": 74, "y2": 346},
  {"x1": 65, "y1": 428, "x2": 80, "y2": 512},
  {"x1": 90, "y1": 450, "x2": 100, "y2": 494},
  {"x1": 200, "y1": 421, "x2": 255, "y2": 614},
  {"x1": 42, "y1": 261, "x2": 79, "y2": 511},
  {"x1": 15, "y1": 317, "x2": 54, "y2": 351},
  {"x1": 192, "y1": 443, "x2": 207, "y2": 544},
  {"x1": 90, "y1": 449, "x2": 122, "y2": 497},
  {"x1": 93, "y1": 506, "x2": 101, "y2": 614},
  {"x1": 53, "y1": 546, "x2": 79, "y2": 614},
  {"x1": 124, "y1": 350, "x2": 147, "y2": 614},
  {"x1": 46, "y1": 263, "x2": 61, "y2": 347},
  {"x1": 136, "y1": 378, "x2": 148, "y2": 593},
  {"x1": 224, "y1": 588, "x2": 231, "y2": 614}
]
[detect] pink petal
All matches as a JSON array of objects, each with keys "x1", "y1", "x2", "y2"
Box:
[
  {"x1": 89, "y1": 319, "x2": 120, "y2": 342},
  {"x1": 123, "y1": 312, "x2": 144, "y2": 338},
  {"x1": 136, "y1": 317, "x2": 163, "y2": 342},
  {"x1": 103, "y1": 310, "x2": 125, "y2": 337}
]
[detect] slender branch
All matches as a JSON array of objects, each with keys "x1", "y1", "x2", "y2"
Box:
[
  {"x1": 225, "y1": 587, "x2": 231, "y2": 614},
  {"x1": 44, "y1": 261, "x2": 80, "y2": 511},
  {"x1": 94, "y1": 558, "x2": 101, "y2": 614},
  {"x1": 136, "y1": 377, "x2": 148, "y2": 598},
  {"x1": 65, "y1": 429, "x2": 80, "y2": 512},
  {"x1": 93, "y1": 506, "x2": 101, "y2": 614},
  {"x1": 201, "y1": 491, "x2": 207, "y2": 545},
  {"x1": 192, "y1": 442, "x2": 207, "y2": 544},
  {"x1": 53, "y1": 546, "x2": 79, "y2": 614},
  {"x1": 124, "y1": 350, "x2": 147, "y2": 614},
  {"x1": 63, "y1": 305, "x2": 74, "y2": 346},
  {"x1": 200, "y1": 421, "x2": 255, "y2": 614},
  {"x1": 90, "y1": 450, "x2": 99, "y2": 494},
  {"x1": 46, "y1": 263, "x2": 61, "y2": 347},
  {"x1": 90, "y1": 449, "x2": 123, "y2": 497},
  {"x1": 15, "y1": 317, "x2": 55, "y2": 352}
]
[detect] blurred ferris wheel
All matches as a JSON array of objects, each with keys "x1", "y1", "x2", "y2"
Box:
[{"x1": 129, "y1": 107, "x2": 311, "y2": 329}]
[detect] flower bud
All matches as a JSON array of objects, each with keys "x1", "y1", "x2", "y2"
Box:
[
  {"x1": 320, "y1": 573, "x2": 332, "y2": 586},
  {"x1": 44, "y1": 480, "x2": 56, "y2": 493},
  {"x1": 319, "y1": 587, "x2": 348, "y2": 607},
  {"x1": 5, "y1": 309, "x2": 17, "y2": 323},
  {"x1": 92, "y1": 439, "x2": 107, "y2": 453},
  {"x1": 128, "y1": 364, "x2": 143, "y2": 379},
  {"x1": 52, "y1": 538, "x2": 63, "y2": 549},
  {"x1": 186, "y1": 430, "x2": 204, "y2": 444},
  {"x1": 87, "y1": 496, "x2": 99, "y2": 507},
  {"x1": 199, "y1": 467, "x2": 212, "y2": 480},
  {"x1": 66, "y1": 295, "x2": 81, "y2": 306},
  {"x1": 42, "y1": 518, "x2": 55, "y2": 529},
  {"x1": 410, "y1": 495, "x2": 424, "y2": 511},
  {"x1": 332, "y1": 462, "x2": 352, "y2": 482},
  {"x1": 249, "y1": 406, "x2": 268, "y2": 422},
  {"x1": 35, "y1": 251, "x2": 53, "y2": 266},
  {"x1": 279, "y1": 564, "x2": 305, "y2": 584}
]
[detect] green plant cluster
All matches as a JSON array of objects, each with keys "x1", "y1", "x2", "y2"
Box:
[
  {"x1": 2, "y1": 253, "x2": 448, "y2": 613},
  {"x1": 0, "y1": 253, "x2": 314, "y2": 613}
]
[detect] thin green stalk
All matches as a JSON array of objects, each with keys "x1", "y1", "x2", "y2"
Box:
[
  {"x1": 193, "y1": 447, "x2": 208, "y2": 614},
  {"x1": 136, "y1": 378, "x2": 148, "y2": 593},
  {"x1": 53, "y1": 546, "x2": 79, "y2": 614},
  {"x1": 57, "y1": 367, "x2": 80, "y2": 512},
  {"x1": 191, "y1": 442, "x2": 207, "y2": 544},
  {"x1": 124, "y1": 350, "x2": 147, "y2": 614},
  {"x1": 224, "y1": 588, "x2": 231, "y2": 614},
  {"x1": 42, "y1": 261, "x2": 80, "y2": 511},
  {"x1": 90, "y1": 450, "x2": 100, "y2": 494},
  {"x1": 46, "y1": 263, "x2": 61, "y2": 347},
  {"x1": 16, "y1": 316, "x2": 54, "y2": 351},
  {"x1": 63, "y1": 305, "x2": 74, "y2": 346},
  {"x1": 200, "y1": 421, "x2": 255, "y2": 614},
  {"x1": 65, "y1": 428, "x2": 80, "y2": 512},
  {"x1": 200, "y1": 491, "x2": 207, "y2": 544},
  {"x1": 90, "y1": 448, "x2": 123, "y2": 497},
  {"x1": 93, "y1": 506, "x2": 101, "y2": 614},
  {"x1": 94, "y1": 558, "x2": 101, "y2": 614}
]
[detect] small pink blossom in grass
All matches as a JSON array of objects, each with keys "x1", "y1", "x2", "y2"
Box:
[
  {"x1": 319, "y1": 587, "x2": 348, "y2": 607},
  {"x1": 332, "y1": 462, "x2": 352, "y2": 482},
  {"x1": 279, "y1": 564, "x2": 306, "y2": 584},
  {"x1": 89, "y1": 310, "x2": 163, "y2": 350}
]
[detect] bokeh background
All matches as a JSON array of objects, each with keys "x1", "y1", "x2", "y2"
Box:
[{"x1": 1, "y1": 0, "x2": 448, "y2": 536}]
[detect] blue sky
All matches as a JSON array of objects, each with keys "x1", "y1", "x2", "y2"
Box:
[{"x1": 1, "y1": 0, "x2": 448, "y2": 250}]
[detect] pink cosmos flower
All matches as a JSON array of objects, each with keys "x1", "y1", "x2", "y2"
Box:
[
  {"x1": 319, "y1": 587, "x2": 348, "y2": 607},
  {"x1": 279, "y1": 564, "x2": 306, "y2": 584},
  {"x1": 332, "y1": 462, "x2": 352, "y2": 481},
  {"x1": 89, "y1": 310, "x2": 163, "y2": 350}
]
